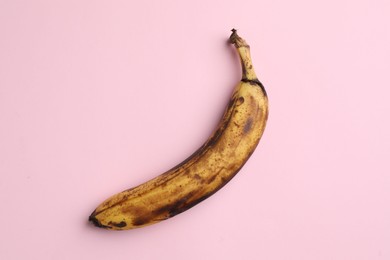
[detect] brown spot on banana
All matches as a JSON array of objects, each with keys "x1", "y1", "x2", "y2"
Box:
[
  {"x1": 243, "y1": 117, "x2": 253, "y2": 134},
  {"x1": 88, "y1": 29, "x2": 269, "y2": 230},
  {"x1": 236, "y1": 96, "x2": 245, "y2": 106},
  {"x1": 108, "y1": 221, "x2": 127, "y2": 228}
]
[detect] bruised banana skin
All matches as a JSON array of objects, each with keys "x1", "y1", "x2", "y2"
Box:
[{"x1": 89, "y1": 29, "x2": 268, "y2": 230}]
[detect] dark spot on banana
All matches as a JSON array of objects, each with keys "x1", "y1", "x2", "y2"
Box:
[
  {"x1": 193, "y1": 173, "x2": 205, "y2": 184},
  {"x1": 206, "y1": 173, "x2": 218, "y2": 184},
  {"x1": 108, "y1": 221, "x2": 127, "y2": 228},
  {"x1": 236, "y1": 96, "x2": 245, "y2": 106},
  {"x1": 88, "y1": 214, "x2": 112, "y2": 229},
  {"x1": 132, "y1": 216, "x2": 148, "y2": 226},
  {"x1": 241, "y1": 60, "x2": 247, "y2": 76},
  {"x1": 244, "y1": 118, "x2": 253, "y2": 134}
]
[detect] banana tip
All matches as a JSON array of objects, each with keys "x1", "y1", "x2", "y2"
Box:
[{"x1": 89, "y1": 213, "x2": 112, "y2": 229}]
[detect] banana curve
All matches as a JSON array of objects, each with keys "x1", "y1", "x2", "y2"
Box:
[{"x1": 88, "y1": 29, "x2": 268, "y2": 230}]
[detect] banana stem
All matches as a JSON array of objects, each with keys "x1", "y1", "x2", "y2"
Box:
[{"x1": 229, "y1": 29, "x2": 258, "y2": 81}]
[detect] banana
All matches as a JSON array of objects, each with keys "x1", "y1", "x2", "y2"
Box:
[{"x1": 89, "y1": 29, "x2": 268, "y2": 230}]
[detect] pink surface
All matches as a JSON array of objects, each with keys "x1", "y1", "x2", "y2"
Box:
[{"x1": 1, "y1": 0, "x2": 389, "y2": 259}]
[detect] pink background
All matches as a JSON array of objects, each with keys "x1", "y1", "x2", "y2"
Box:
[{"x1": 1, "y1": 0, "x2": 389, "y2": 259}]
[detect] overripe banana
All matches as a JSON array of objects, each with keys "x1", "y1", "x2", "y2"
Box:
[{"x1": 89, "y1": 29, "x2": 268, "y2": 230}]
